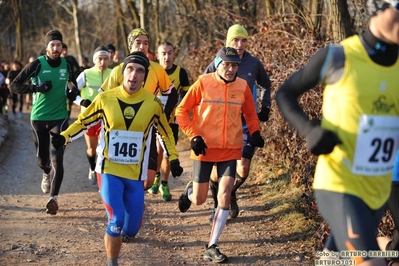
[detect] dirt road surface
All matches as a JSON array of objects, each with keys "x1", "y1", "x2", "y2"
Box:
[{"x1": 0, "y1": 106, "x2": 312, "y2": 265}]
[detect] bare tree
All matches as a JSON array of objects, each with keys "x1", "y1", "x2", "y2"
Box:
[
  {"x1": 9, "y1": 0, "x2": 23, "y2": 60},
  {"x1": 328, "y1": 0, "x2": 354, "y2": 41},
  {"x1": 58, "y1": 0, "x2": 82, "y2": 64}
]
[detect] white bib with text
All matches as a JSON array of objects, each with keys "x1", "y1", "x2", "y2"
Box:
[
  {"x1": 108, "y1": 130, "x2": 143, "y2": 164},
  {"x1": 352, "y1": 115, "x2": 399, "y2": 176}
]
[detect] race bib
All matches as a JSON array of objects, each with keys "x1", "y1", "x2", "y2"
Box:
[
  {"x1": 352, "y1": 115, "x2": 399, "y2": 176},
  {"x1": 108, "y1": 130, "x2": 143, "y2": 164}
]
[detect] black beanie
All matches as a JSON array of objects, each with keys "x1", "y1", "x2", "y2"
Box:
[
  {"x1": 45, "y1": 30, "x2": 63, "y2": 46},
  {"x1": 122, "y1": 51, "x2": 150, "y2": 72}
]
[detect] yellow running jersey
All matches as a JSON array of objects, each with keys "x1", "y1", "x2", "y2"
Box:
[
  {"x1": 167, "y1": 65, "x2": 190, "y2": 124},
  {"x1": 313, "y1": 35, "x2": 399, "y2": 209},
  {"x1": 61, "y1": 86, "x2": 178, "y2": 180}
]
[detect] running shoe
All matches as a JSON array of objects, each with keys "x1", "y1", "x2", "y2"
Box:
[
  {"x1": 46, "y1": 196, "x2": 58, "y2": 215},
  {"x1": 209, "y1": 208, "x2": 217, "y2": 224},
  {"x1": 178, "y1": 180, "x2": 193, "y2": 212},
  {"x1": 88, "y1": 168, "x2": 97, "y2": 185},
  {"x1": 41, "y1": 170, "x2": 53, "y2": 194},
  {"x1": 148, "y1": 173, "x2": 160, "y2": 194},
  {"x1": 203, "y1": 244, "x2": 228, "y2": 263},
  {"x1": 159, "y1": 183, "x2": 172, "y2": 201},
  {"x1": 229, "y1": 195, "x2": 239, "y2": 219}
]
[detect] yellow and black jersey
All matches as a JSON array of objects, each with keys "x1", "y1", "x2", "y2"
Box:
[{"x1": 61, "y1": 86, "x2": 178, "y2": 180}]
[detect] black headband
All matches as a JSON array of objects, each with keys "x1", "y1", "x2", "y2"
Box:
[
  {"x1": 122, "y1": 53, "x2": 150, "y2": 72},
  {"x1": 45, "y1": 30, "x2": 63, "y2": 46}
]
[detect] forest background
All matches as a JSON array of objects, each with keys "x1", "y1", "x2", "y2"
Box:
[{"x1": 1, "y1": 0, "x2": 394, "y2": 254}]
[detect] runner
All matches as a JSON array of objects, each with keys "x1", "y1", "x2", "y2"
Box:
[
  {"x1": 9, "y1": 29, "x2": 79, "y2": 215},
  {"x1": 148, "y1": 41, "x2": 190, "y2": 201},
  {"x1": 101, "y1": 28, "x2": 178, "y2": 189},
  {"x1": 276, "y1": 1, "x2": 399, "y2": 265},
  {"x1": 176, "y1": 47, "x2": 264, "y2": 263},
  {"x1": 74, "y1": 45, "x2": 112, "y2": 185},
  {"x1": 50, "y1": 52, "x2": 183, "y2": 266},
  {"x1": 204, "y1": 24, "x2": 272, "y2": 221}
]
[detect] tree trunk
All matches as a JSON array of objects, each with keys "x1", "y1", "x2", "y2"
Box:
[
  {"x1": 329, "y1": 0, "x2": 354, "y2": 42},
  {"x1": 309, "y1": 0, "x2": 324, "y2": 40},
  {"x1": 140, "y1": 0, "x2": 145, "y2": 29},
  {"x1": 11, "y1": 0, "x2": 23, "y2": 60},
  {"x1": 70, "y1": 0, "x2": 82, "y2": 65}
]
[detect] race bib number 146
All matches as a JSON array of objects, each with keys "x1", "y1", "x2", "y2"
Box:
[{"x1": 108, "y1": 130, "x2": 143, "y2": 164}]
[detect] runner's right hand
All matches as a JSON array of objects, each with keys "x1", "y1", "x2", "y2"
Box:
[
  {"x1": 190, "y1": 136, "x2": 207, "y2": 156},
  {"x1": 33, "y1": 81, "x2": 52, "y2": 93},
  {"x1": 50, "y1": 131, "x2": 66, "y2": 150},
  {"x1": 170, "y1": 159, "x2": 183, "y2": 177}
]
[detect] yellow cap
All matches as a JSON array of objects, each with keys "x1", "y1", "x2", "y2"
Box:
[{"x1": 226, "y1": 24, "x2": 248, "y2": 46}]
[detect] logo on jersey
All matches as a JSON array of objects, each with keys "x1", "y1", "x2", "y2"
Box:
[
  {"x1": 372, "y1": 95, "x2": 394, "y2": 114},
  {"x1": 123, "y1": 106, "x2": 135, "y2": 119},
  {"x1": 42, "y1": 70, "x2": 51, "y2": 74}
]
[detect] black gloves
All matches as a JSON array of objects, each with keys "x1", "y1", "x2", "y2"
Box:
[
  {"x1": 258, "y1": 107, "x2": 270, "y2": 122},
  {"x1": 305, "y1": 126, "x2": 341, "y2": 155},
  {"x1": 67, "y1": 82, "x2": 79, "y2": 101},
  {"x1": 191, "y1": 136, "x2": 207, "y2": 156},
  {"x1": 80, "y1": 99, "x2": 92, "y2": 107},
  {"x1": 33, "y1": 81, "x2": 52, "y2": 93},
  {"x1": 50, "y1": 131, "x2": 66, "y2": 150},
  {"x1": 170, "y1": 159, "x2": 183, "y2": 177},
  {"x1": 251, "y1": 131, "x2": 265, "y2": 147}
]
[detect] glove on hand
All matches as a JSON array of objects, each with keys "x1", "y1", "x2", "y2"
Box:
[
  {"x1": 80, "y1": 99, "x2": 92, "y2": 107},
  {"x1": 191, "y1": 136, "x2": 207, "y2": 156},
  {"x1": 170, "y1": 159, "x2": 183, "y2": 178},
  {"x1": 305, "y1": 126, "x2": 342, "y2": 155},
  {"x1": 67, "y1": 82, "x2": 79, "y2": 101},
  {"x1": 33, "y1": 81, "x2": 52, "y2": 93},
  {"x1": 50, "y1": 131, "x2": 66, "y2": 150},
  {"x1": 251, "y1": 131, "x2": 265, "y2": 147},
  {"x1": 258, "y1": 107, "x2": 270, "y2": 122}
]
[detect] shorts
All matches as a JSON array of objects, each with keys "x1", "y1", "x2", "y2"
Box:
[
  {"x1": 85, "y1": 122, "x2": 101, "y2": 137},
  {"x1": 193, "y1": 160, "x2": 236, "y2": 183},
  {"x1": 315, "y1": 190, "x2": 384, "y2": 263},
  {"x1": 99, "y1": 173, "x2": 144, "y2": 238},
  {"x1": 242, "y1": 127, "x2": 256, "y2": 160}
]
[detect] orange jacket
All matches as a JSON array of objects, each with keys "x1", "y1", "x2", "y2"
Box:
[{"x1": 176, "y1": 72, "x2": 260, "y2": 162}]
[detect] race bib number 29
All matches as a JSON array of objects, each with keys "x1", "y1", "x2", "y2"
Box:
[
  {"x1": 108, "y1": 130, "x2": 143, "y2": 164},
  {"x1": 352, "y1": 115, "x2": 399, "y2": 176}
]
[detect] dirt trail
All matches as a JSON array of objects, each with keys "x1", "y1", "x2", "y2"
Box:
[{"x1": 0, "y1": 106, "x2": 311, "y2": 265}]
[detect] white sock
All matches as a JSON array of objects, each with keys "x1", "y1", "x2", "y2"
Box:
[{"x1": 208, "y1": 207, "x2": 229, "y2": 246}]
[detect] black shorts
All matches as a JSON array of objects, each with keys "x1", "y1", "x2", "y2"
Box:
[
  {"x1": 192, "y1": 160, "x2": 236, "y2": 183},
  {"x1": 315, "y1": 190, "x2": 383, "y2": 262}
]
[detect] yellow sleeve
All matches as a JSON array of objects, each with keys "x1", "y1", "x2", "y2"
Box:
[
  {"x1": 101, "y1": 63, "x2": 123, "y2": 91},
  {"x1": 155, "y1": 98, "x2": 179, "y2": 161},
  {"x1": 61, "y1": 94, "x2": 104, "y2": 142}
]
